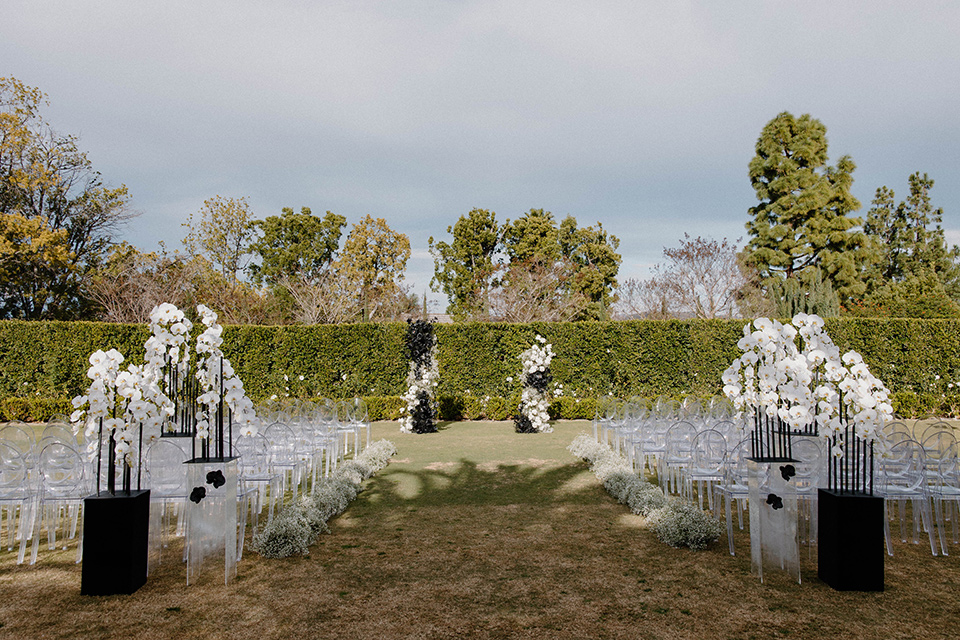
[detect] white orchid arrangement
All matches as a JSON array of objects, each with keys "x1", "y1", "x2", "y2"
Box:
[
  {"x1": 193, "y1": 304, "x2": 258, "y2": 441},
  {"x1": 70, "y1": 303, "x2": 259, "y2": 477},
  {"x1": 516, "y1": 335, "x2": 554, "y2": 433},
  {"x1": 722, "y1": 313, "x2": 893, "y2": 458},
  {"x1": 70, "y1": 347, "x2": 175, "y2": 469}
]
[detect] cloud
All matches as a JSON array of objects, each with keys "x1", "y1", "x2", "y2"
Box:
[{"x1": 2, "y1": 1, "x2": 959, "y2": 302}]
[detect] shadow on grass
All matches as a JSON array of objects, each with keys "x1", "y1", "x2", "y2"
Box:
[{"x1": 360, "y1": 458, "x2": 604, "y2": 509}]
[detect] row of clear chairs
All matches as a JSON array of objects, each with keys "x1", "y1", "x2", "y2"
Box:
[
  {"x1": 0, "y1": 422, "x2": 90, "y2": 565},
  {"x1": 144, "y1": 397, "x2": 371, "y2": 569}
]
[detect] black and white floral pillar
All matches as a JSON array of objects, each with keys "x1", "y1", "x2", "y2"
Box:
[{"x1": 400, "y1": 319, "x2": 438, "y2": 434}]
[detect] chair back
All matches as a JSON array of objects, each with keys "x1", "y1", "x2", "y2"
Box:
[
  {"x1": 879, "y1": 439, "x2": 927, "y2": 493},
  {"x1": 691, "y1": 429, "x2": 726, "y2": 475},
  {"x1": 236, "y1": 434, "x2": 273, "y2": 477},
  {"x1": 0, "y1": 424, "x2": 35, "y2": 459},
  {"x1": 37, "y1": 442, "x2": 86, "y2": 497},
  {"x1": 792, "y1": 437, "x2": 825, "y2": 494},
  {"x1": 145, "y1": 439, "x2": 189, "y2": 496},
  {"x1": 0, "y1": 441, "x2": 30, "y2": 497}
]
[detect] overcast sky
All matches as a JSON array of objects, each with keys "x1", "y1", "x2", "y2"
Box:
[{"x1": 4, "y1": 1, "x2": 959, "y2": 307}]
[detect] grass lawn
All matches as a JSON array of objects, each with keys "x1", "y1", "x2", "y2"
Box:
[{"x1": 1, "y1": 420, "x2": 959, "y2": 639}]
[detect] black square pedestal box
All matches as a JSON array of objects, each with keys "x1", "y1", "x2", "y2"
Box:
[
  {"x1": 817, "y1": 488, "x2": 884, "y2": 591},
  {"x1": 81, "y1": 490, "x2": 150, "y2": 596}
]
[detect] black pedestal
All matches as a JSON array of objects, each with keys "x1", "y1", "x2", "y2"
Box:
[
  {"x1": 817, "y1": 489, "x2": 884, "y2": 591},
  {"x1": 81, "y1": 490, "x2": 150, "y2": 596}
]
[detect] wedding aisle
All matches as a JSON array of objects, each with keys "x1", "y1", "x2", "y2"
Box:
[{"x1": 1, "y1": 421, "x2": 958, "y2": 639}]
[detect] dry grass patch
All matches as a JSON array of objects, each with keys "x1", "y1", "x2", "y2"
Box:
[{"x1": 1, "y1": 420, "x2": 959, "y2": 639}]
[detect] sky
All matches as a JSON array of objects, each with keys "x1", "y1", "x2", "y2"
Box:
[{"x1": 3, "y1": 1, "x2": 959, "y2": 309}]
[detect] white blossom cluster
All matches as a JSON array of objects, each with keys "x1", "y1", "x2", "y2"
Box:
[
  {"x1": 70, "y1": 303, "x2": 260, "y2": 470},
  {"x1": 722, "y1": 313, "x2": 893, "y2": 456},
  {"x1": 193, "y1": 305, "x2": 258, "y2": 440},
  {"x1": 70, "y1": 347, "x2": 175, "y2": 466},
  {"x1": 518, "y1": 335, "x2": 554, "y2": 433},
  {"x1": 145, "y1": 302, "x2": 193, "y2": 370},
  {"x1": 398, "y1": 342, "x2": 439, "y2": 433},
  {"x1": 520, "y1": 335, "x2": 554, "y2": 378}
]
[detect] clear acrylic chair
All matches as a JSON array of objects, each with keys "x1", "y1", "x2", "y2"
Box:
[
  {"x1": 263, "y1": 421, "x2": 302, "y2": 503},
  {"x1": 349, "y1": 397, "x2": 370, "y2": 453},
  {"x1": 0, "y1": 441, "x2": 35, "y2": 564},
  {"x1": 335, "y1": 401, "x2": 362, "y2": 460},
  {"x1": 235, "y1": 433, "x2": 281, "y2": 535},
  {"x1": 144, "y1": 439, "x2": 190, "y2": 571},
  {"x1": 792, "y1": 437, "x2": 825, "y2": 551},
  {"x1": 930, "y1": 451, "x2": 960, "y2": 556},
  {"x1": 875, "y1": 438, "x2": 938, "y2": 556},
  {"x1": 0, "y1": 424, "x2": 36, "y2": 460},
  {"x1": 714, "y1": 437, "x2": 751, "y2": 556},
  {"x1": 659, "y1": 422, "x2": 697, "y2": 496},
  {"x1": 31, "y1": 442, "x2": 87, "y2": 564},
  {"x1": 683, "y1": 428, "x2": 727, "y2": 511}
]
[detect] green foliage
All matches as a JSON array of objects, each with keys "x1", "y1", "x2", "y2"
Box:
[
  {"x1": 248, "y1": 207, "x2": 347, "y2": 286},
  {"x1": 769, "y1": 269, "x2": 840, "y2": 318},
  {"x1": 845, "y1": 272, "x2": 960, "y2": 319},
  {"x1": 429, "y1": 208, "x2": 501, "y2": 320},
  {"x1": 0, "y1": 397, "x2": 72, "y2": 421},
  {"x1": 558, "y1": 216, "x2": 621, "y2": 318},
  {"x1": 1, "y1": 76, "x2": 134, "y2": 319},
  {"x1": 864, "y1": 173, "x2": 960, "y2": 299},
  {"x1": 5, "y1": 317, "x2": 960, "y2": 419},
  {"x1": 336, "y1": 215, "x2": 412, "y2": 321},
  {"x1": 182, "y1": 195, "x2": 257, "y2": 282},
  {"x1": 743, "y1": 111, "x2": 869, "y2": 302}
]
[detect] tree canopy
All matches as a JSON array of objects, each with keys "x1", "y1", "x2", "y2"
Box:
[
  {"x1": 0, "y1": 76, "x2": 134, "y2": 319},
  {"x1": 429, "y1": 208, "x2": 501, "y2": 320},
  {"x1": 742, "y1": 111, "x2": 869, "y2": 303},
  {"x1": 863, "y1": 172, "x2": 960, "y2": 300},
  {"x1": 248, "y1": 207, "x2": 347, "y2": 286}
]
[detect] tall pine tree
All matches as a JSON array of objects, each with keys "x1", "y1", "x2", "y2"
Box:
[
  {"x1": 863, "y1": 172, "x2": 960, "y2": 300},
  {"x1": 742, "y1": 112, "x2": 870, "y2": 303}
]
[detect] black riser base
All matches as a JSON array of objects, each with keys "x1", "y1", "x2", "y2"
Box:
[
  {"x1": 81, "y1": 490, "x2": 150, "y2": 596},
  {"x1": 818, "y1": 489, "x2": 884, "y2": 591}
]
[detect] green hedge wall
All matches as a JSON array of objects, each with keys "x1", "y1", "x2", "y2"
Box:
[{"x1": 2, "y1": 318, "x2": 960, "y2": 419}]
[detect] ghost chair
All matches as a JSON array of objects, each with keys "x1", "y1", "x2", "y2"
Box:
[{"x1": 30, "y1": 442, "x2": 88, "y2": 564}]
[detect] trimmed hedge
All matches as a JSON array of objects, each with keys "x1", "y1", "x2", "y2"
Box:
[{"x1": 3, "y1": 318, "x2": 960, "y2": 419}]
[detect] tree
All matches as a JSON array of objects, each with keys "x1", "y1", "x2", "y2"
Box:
[
  {"x1": 612, "y1": 278, "x2": 674, "y2": 320},
  {"x1": 0, "y1": 213, "x2": 75, "y2": 318},
  {"x1": 183, "y1": 195, "x2": 256, "y2": 282},
  {"x1": 658, "y1": 235, "x2": 747, "y2": 319},
  {"x1": 248, "y1": 207, "x2": 346, "y2": 286},
  {"x1": 502, "y1": 209, "x2": 560, "y2": 263},
  {"x1": 336, "y1": 215, "x2": 412, "y2": 321},
  {"x1": 846, "y1": 271, "x2": 960, "y2": 319},
  {"x1": 742, "y1": 111, "x2": 869, "y2": 303},
  {"x1": 87, "y1": 242, "x2": 194, "y2": 322},
  {"x1": 488, "y1": 258, "x2": 587, "y2": 323},
  {"x1": 558, "y1": 216, "x2": 621, "y2": 319},
  {"x1": 429, "y1": 208, "x2": 502, "y2": 320},
  {"x1": 768, "y1": 267, "x2": 840, "y2": 318},
  {"x1": 501, "y1": 209, "x2": 621, "y2": 320},
  {"x1": 1, "y1": 76, "x2": 135, "y2": 318},
  {"x1": 863, "y1": 172, "x2": 960, "y2": 299},
  {"x1": 613, "y1": 236, "x2": 751, "y2": 320},
  {"x1": 278, "y1": 272, "x2": 362, "y2": 325}
]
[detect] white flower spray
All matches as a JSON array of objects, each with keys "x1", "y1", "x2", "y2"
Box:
[{"x1": 515, "y1": 335, "x2": 554, "y2": 433}]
